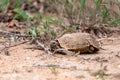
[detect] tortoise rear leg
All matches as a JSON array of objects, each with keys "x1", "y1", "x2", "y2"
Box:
[
  {"x1": 88, "y1": 45, "x2": 96, "y2": 53},
  {"x1": 53, "y1": 48, "x2": 75, "y2": 56}
]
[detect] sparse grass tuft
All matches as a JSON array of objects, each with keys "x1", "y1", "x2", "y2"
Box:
[
  {"x1": 29, "y1": 26, "x2": 40, "y2": 37},
  {"x1": 49, "y1": 67, "x2": 58, "y2": 75},
  {"x1": 0, "y1": 0, "x2": 9, "y2": 11},
  {"x1": 13, "y1": 8, "x2": 34, "y2": 21},
  {"x1": 92, "y1": 70, "x2": 106, "y2": 80}
]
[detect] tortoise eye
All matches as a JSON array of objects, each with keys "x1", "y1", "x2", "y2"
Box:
[
  {"x1": 53, "y1": 42, "x2": 57, "y2": 45},
  {"x1": 51, "y1": 41, "x2": 58, "y2": 46}
]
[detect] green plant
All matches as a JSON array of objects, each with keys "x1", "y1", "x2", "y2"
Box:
[
  {"x1": 50, "y1": 29, "x2": 57, "y2": 39},
  {"x1": 60, "y1": 25, "x2": 76, "y2": 37},
  {"x1": 64, "y1": 0, "x2": 82, "y2": 25},
  {"x1": 29, "y1": 26, "x2": 40, "y2": 37},
  {"x1": 35, "y1": 13, "x2": 43, "y2": 23},
  {"x1": 49, "y1": 67, "x2": 58, "y2": 75},
  {"x1": 95, "y1": 0, "x2": 101, "y2": 11},
  {"x1": 110, "y1": 19, "x2": 120, "y2": 26},
  {"x1": 40, "y1": 15, "x2": 57, "y2": 39},
  {"x1": 81, "y1": 0, "x2": 86, "y2": 16},
  {"x1": 13, "y1": 8, "x2": 34, "y2": 21},
  {"x1": 0, "y1": 0, "x2": 23, "y2": 12},
  {"x1": 14, "y1": 0, "x2": 23, "y2": 8},
  {"x1": 92, "y1": 70, "x2": 106, "y2": 80},
  {"x1": 101, "y1": 5, "x2": 110, "y2": 23},
  {"x1": 0, "y1": 0, "x2": 9, "y2": 11}
]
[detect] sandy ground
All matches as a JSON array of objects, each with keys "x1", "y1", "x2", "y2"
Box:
[{"x1": 0, "y1": 37, "x2": 120, "y2": 80}]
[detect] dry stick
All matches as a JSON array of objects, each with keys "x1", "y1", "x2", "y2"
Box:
[
  {"x1": 32, "y1": 64, "x2": 77, "y2": 70},
  {"x1": 0, "y1": 30, "x2": 53, "y2": 55},
  {"x1": 35, "y1": 40, "x2": 53, "y2": 56},
  {"x1": 0, "y1": 30, "x2": 32, "y2": 37},
  {"x1": 0, "y1": 41, "x2": 29, "y2": 53},
  {"x1": 0, "y1": 30, "x2": 31, "y2": 53}
]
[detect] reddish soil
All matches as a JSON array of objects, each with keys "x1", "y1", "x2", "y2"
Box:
[{"x1": 0, "y1": 36, "x2": 120, "y2": 80}]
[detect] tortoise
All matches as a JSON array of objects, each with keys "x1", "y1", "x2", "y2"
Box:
[{"x1": 50, "y1": 33, "x2": 100, "y2": 55}]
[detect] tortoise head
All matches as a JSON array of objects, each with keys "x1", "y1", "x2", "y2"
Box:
[{"x1": 50, "y1": 40, "x2": 61, "y2": 51}]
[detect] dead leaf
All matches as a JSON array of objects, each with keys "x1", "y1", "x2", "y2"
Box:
[{"x1": 8, "y1": 20, "x2": 15, "y2": 28}]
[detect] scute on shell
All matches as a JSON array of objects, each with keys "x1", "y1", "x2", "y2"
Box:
[{"x1": 56, "y1": 33, "x2": 99, "y2": 52}]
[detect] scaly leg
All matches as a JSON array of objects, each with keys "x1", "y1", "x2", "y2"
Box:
[{"x1": 53, "y1": 48, "x2": 76, "y2": 56}]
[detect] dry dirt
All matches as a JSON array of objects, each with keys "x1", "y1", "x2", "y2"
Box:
[{"x1": 0, "y1": 36, "x2": 120, "y2": 80}]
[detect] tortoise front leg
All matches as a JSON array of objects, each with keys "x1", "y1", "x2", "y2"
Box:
[{"x1": 53, "y1": 48, "x2": 76, "y2": 56}]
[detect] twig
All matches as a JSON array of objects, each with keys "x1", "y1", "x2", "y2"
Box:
[
  {"x1": 0, "y1": 30, "x2": 53, "y2": 56},
  {"x1": 0, "y1": 30, "x2": 32, "y2": 37},
  {"x1": 0, "y1": 41, "x2": 29, "y2": 53},
  {"x1": 33, "y1": 64, "x2": 60, "y2": 68},
  {"x1": 32, "y1": 64, "x2": 77, "y2": 70},
  {"x1": 35, "y1": 40, "x2": 53, "y2": 56}
]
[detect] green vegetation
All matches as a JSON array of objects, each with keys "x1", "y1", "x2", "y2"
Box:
[
  {"x1": 93, "y1": 71, "x2": 106, "y2": 80},
  {"x1": 0, "y1": 0, "x2": 120, "y2": 39},
  {"x1": 110, "y1": 19, "x2": 120, "y2": 25},
  {"x1": 0, "y1": 0, "x2": 9, "y2": 11},
  {"x1": 49, "y1": 67, "x2": 58, "y2": 75},
  {"x1": 13, "y1": 8, "x2": 34, "y2": 21},
  {"x1": 29, "y1": 26, "x2": 40, "y2": 37},
  {"x1": 0, "y1": 0, "x2": 23, "y2": 11}
]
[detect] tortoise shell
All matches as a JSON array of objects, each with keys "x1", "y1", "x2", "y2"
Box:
[{"x1": 54, "y1": 33, "x2": 100, "y2": 53}]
